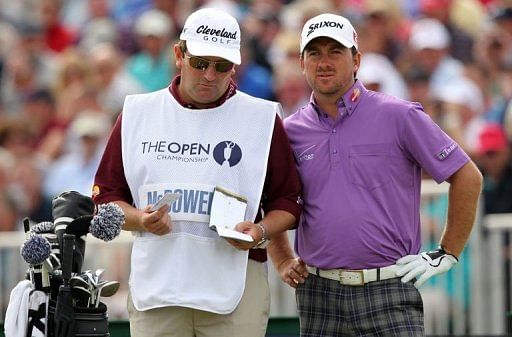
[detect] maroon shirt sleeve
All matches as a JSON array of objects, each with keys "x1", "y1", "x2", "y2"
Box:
[
  {"x1": 93, "y1": 113, "x2": 133, "y2": 205},
  {"x1": 258, "y1": 115, "x2": 302, "y2": 221},
  {"x1": 251, "y1": 115, "x2": 302, "y2": 261}
]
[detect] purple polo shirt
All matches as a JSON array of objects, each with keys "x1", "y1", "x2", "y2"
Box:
[{"x1": 284, "y1": 80, "x2": 469, "y2": 269}]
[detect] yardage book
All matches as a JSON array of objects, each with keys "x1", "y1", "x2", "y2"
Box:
[{"x1": 209, "y1": 186, "x2": 254, "y2": 242}]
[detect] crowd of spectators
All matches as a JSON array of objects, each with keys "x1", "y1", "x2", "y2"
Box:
[{"x1": 0, "y1": 0, "x2": 512, "y2": 233}]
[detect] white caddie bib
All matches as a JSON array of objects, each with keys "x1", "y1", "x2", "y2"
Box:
[{"x1": 121, "y1": 89, "x2": 279, "y2": 313}]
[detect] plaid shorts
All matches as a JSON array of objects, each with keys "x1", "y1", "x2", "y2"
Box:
[{"x1": 296, "y1": 274, "x2": 424, "y2": 337}]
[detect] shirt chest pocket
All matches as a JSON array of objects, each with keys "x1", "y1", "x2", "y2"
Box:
[{"x1": 349, "y1": 144, "x2": 392, "y2": 190}]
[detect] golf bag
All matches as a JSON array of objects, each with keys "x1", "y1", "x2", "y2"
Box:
[{"x1": 5, "y1": 191, "x2": 122, "y2": 337}]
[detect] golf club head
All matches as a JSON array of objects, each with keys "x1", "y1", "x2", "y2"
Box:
[
  {"x1": 42, "y1": 253, "x2": 61, "y2": 272},
  {"x1": 94, "y1": 268, "x2": 105, "y2": 284},
  {"x1": 69, "y1": 275, "x2": 89, "y2": 289},
  {"x1": 96, "y1": 280, "x2": 108, "y2": 287},
  {"x1": 98, "y1": 280, "x2": 120, "y2": 297},
  {"x1": 84, "y1": 270, "x2": 96, "y2": 287}
]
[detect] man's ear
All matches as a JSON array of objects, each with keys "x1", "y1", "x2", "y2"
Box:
[
  {"x1": 174, "y1": 44, "x2": 183, "y2": 69},
  {"x1": 353, "y1": 51, "x2": 361, "y2": 74}
]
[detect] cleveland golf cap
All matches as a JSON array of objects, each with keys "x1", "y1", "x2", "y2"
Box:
[
  {"x1": 300, "y1": 13, "x2": 358, "y2": 54},
  {"x1": 179, "y1": 8, "x2": 241, "y2": 65}
]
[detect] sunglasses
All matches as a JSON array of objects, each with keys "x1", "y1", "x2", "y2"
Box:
[{"x1": 184, "y1": 53, "x2": 234, "y2": 73}]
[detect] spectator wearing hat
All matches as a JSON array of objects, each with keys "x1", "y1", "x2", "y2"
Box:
[
  {"x1": 419, "y1": 0, "x2": 476, "y2": 63},
  {"x1": 89, "y1": 42, "x2": 144, "y2": 115},
  {"x1": 39, "y1": 0, "x2": 77, "y2": 53},
  {"x1": 61, "y1": 0, "x2": 113, "y2": 32},
  {"x1": 403, "y1": 66, "x2": 434, "y2": 112},
  {"x1": 358, "y1": 52, "x2": 409, "y2": 99},
  {"x1": 0, "y1": 50, "x2": 39, "y2": 115},
  {"x1": 475, "y1": 123, "x2": 512, "y2": 214},
  {"x1": 470, "y1": 7, "x2": 512, "y2": 135},
  {"x1": 152, "y1": 0, "x2": 183, "y2": 34},
  {"x1": 243, "y1": 5, "x2": 281, "y2": 72},
  {"x1": 357, "y1": 0, "x2": 406, "y2": 63},
  {"x1": 79, "y1": 17, "x2": 119, "y2": 52},
  {"x1": 407, "y1": 17, "x2": 466, "y2": 95},
  {"x1": 126, "y1": 9, "x2": 175, "y2": 92},
  {"x1": 9, "y1": 153, "x2": 52, "y2": 223},
  {"x1": 492, "y1": 6, "x2": 512, "y2": 72},
  {"x1": 272, "y1": 61, "x2": 309, "y2": 118},
  {"x1": 431, "y1": 76, "x2": 486, "y2": 154},
  {"x1": 472, "y1": 22, "x2": 511, "y2": 108},
  {"x1": 43, "y1": 110, "x2": 111, "y2": 199},
  {"x1": 20, "y1": 89, "x2": 61, "y2": 148},
  {"x1": 235, "y1": 37, "x2": 275, "y2": 100},
  {"x1": 494, "y1": 6, "x2": 512, "y2": 35}
]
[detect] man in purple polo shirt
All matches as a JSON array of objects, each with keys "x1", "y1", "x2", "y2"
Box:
[{"x1": 268, "y1": 13, "x2": 483, "y2": 336}]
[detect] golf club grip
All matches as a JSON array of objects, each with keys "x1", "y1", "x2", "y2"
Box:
[
  {"x1": 62, "y1": 234, "x2": 75, "y2": 282},
  {"x1": 23, "y1": 217, "x2": 30, "y2": 234}
]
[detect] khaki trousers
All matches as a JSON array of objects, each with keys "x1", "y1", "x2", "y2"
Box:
[{"x1": 127, "y1": 259, "x2": 270, "y2": 337}]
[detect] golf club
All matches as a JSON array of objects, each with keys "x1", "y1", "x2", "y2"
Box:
[{"x1": 95, "y1": 281, "x2": 120, "y2": 308}]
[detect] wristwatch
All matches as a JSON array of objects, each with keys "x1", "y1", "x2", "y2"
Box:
[{"x1": 254, "y1": 222, "x2": 269, "y2": 249}]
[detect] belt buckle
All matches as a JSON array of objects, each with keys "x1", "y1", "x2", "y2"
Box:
[{"x1": 339, "y1": 269, "x2": 365, "y2": 286}]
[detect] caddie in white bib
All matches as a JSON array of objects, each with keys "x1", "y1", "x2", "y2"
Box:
[{"x1": 121, "y1": 88, "x2": 279, "y2": 314}]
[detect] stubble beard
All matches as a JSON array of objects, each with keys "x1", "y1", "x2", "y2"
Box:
[{"x1": 314, "y1": 81, "x2": 342, "y2": 96}]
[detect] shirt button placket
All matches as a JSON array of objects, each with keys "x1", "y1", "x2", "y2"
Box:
[{"x1": 330, "y1": 128, "x2": 341, "y2": 165}]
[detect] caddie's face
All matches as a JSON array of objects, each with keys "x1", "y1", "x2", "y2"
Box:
[
  {"x1": 301, "y1": 37, "x2": 360, "y2": 99},
  {"x1": 174, "y1": 44, "x2": 235, "y2": 107}
]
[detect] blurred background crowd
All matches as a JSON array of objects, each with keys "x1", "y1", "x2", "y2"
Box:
[{"x1": 0, "y1": 0, "x2": 511, "y2": 235}]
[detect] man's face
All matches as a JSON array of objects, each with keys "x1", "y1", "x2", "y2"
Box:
[
  {"x1": 174, "y1": 44, "x2": 235, "y2": 107},
  {"x1": 413, "y1": 48, "x2": 443, "y2": 73},
  {"x1": 300, "y1": 37, "x2": 360, "y2": 99}
]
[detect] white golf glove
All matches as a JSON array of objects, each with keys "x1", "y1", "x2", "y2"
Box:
[{"x1": 395, "y1": 247, "x2": 458, "y2": 288}]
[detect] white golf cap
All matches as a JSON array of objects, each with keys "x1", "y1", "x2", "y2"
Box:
[
  {"x1": 409, "y1": 18, "x2": 450, "y2": 51},
  {"x1": 179, "y1": 8, "x2": 241, "y2": 65},
  {"x1": 300, "y1": 13, "x2": 358, "y2": 54},
  {"x1": 71, "y1": 111, "x2": 111, "y2": 138},
  {"x1": 134, "y1": 9, "x2": 173, "y2": 37}
]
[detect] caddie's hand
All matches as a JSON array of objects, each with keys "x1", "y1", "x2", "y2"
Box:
[
  {"x1": 277, "y1": 257, "x2": 308, "y2": 288},
  {"x1": 226, "y1": 221, "x2": 261, "y2": 250},
  {"x1": 395, "y1": 247, "x2": 458, "y2": 288},
  {"x1": 141, "y1": 204, "x2": 172, "y2": 235}
]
